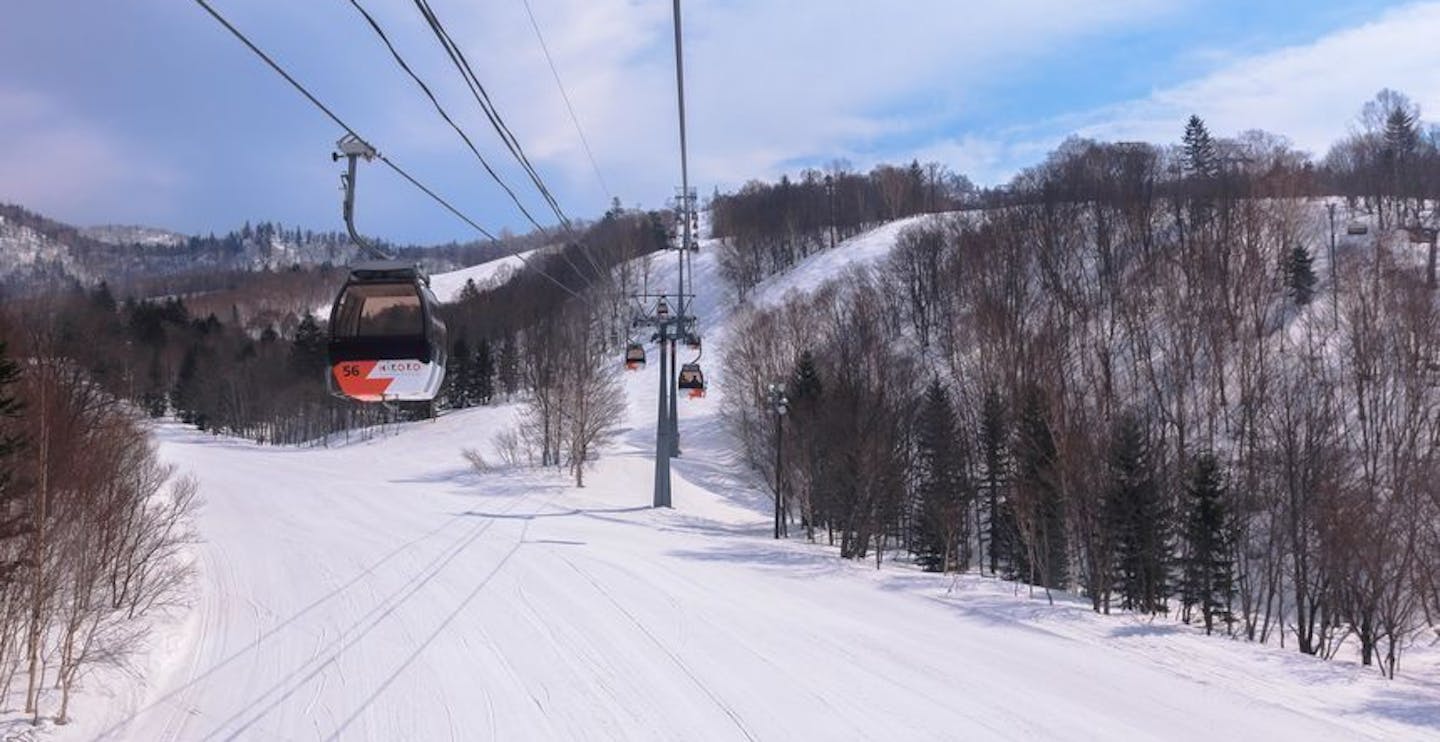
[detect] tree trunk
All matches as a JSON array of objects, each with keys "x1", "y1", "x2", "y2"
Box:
[{"x1": 25, "y1": 373, "x2": 48, "y2": 722}]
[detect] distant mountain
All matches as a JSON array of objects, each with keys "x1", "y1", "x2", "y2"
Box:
[
  {"x1": 0, "y1": 203, "x2": 525, "y2": 298},
  {"x1": 0, "y1": 207, "x2": 87, "y2": 288},
  {"x1": 0, "y1": 203, "x2": 365, "y2": 294}
]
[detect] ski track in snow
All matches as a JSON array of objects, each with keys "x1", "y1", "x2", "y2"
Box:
[{"x1": 53, "y1": 218, "x2": 1440, "y2": 741}]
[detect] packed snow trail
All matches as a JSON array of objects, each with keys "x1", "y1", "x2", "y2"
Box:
[{"x1": 76, "y1": 224, "x2": 1440, "y2": 741}]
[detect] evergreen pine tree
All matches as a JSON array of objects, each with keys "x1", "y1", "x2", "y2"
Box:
[
  {"x1": 473, "y1": 338, "x2": 495, "y2": 405},
  {"x1": 0, "y1": 339, "x2": 24, "y2": 509},
  {"x1": 163, "y1": 297, "x2": 191, "y2": 325},
  {"x1": 788, "y1": 350, "x2": 825, "y2": 540},
  {"x1": 127, "y1": 300, "x2": 166, "y2": 348},
  {"x1": 172, "y1": 346, "x2": 206, "y2": 429},
  {"x1": 289, "y1": 312, "x2": 328, "y2": 379},
  {"x1": 906, "y1": 159, "x2": 927, "y2": 214},
  {"x1": 90, "y1": 281, "x2": 117, "y2": 313},
  {"x1": 1015, "y1": 388, "x2": 1067, "y2": 590},
  {"x1": 978, "y1": 388, "x2": 1011, "y2": 576},
  {"x1": 1181, "y1": 453, "x2": 1235, "y2": 635},
  {"x1": 142, "y1": 350, "x2": 167, "y2": 417},
  {"x1": 789, "y1": 350, "x2": 823, "y2": 403},
  {"x1": 1106, "y1": 413, "x2": 1170, "y2": 614},
  {"x1": 458, "y1": 278, "x2": 482, "y2": 303},
  {"x1": 995, "y1": 499, "x2": 1030, "y2": 582},
  {"x1": 1385, "y1": 106, "x2": 1420, "y2": 220},
  {"x1": 912, "y1": 379, "x2": 965, "y2": 572},
  {"x1": 1182, "y1": 115, "x2": 1217, "y2": 179},
  {"x1": 446, "y1": 337, "x2": 472, "y2": 409},
  {"x1": 498, "y1": 333, "x2": 520, "y2": 398},
  {"x1": 1384, "y1": 106, "x2": 1419, "y2": 162},
  {"x1": 1285, "y1": 245, "x2": 1317, "y2": 307}
]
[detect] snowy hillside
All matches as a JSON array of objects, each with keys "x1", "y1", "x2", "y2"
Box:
[
  {"x1": 60, "y1": 220, "x2": 1440, "y2": 741},
  {"x1": 81, "y1": 225, "x2": 188, "y2": 249},
  {"x1": 429, "y1": 247, "x2": 541, "y2": 302},
  {"x1": 745, "y1": 213, "x2": 942, "y2": 309},
  {"x1": 0, "y1": 212, "x2": 86, "y2": 284},
  {"x1": 0, "y1": 204, "x2": 360, "y2": 291},
  {"x1": 0, "y1": 204, "x2": 429, "y2": 294}
]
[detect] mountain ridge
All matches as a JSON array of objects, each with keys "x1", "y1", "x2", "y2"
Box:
[{"x1": 0, "y1": 202, "x2": 525, "y2": 297}]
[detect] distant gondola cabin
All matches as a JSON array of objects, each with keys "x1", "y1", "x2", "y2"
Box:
[
  {"x1": 678, "y1": 362, "x2": 706, "y2": 398},
  {"x1": 625, "y1": 343, "x2": 646, "y2": 370}
]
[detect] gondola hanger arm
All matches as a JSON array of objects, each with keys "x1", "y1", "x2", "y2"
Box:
[{"x1": 333, "y1": 134, "x2": 392, "y2": 262}]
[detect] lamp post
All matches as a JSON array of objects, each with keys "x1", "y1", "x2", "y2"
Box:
[
  {"x1": 824, "y1": 174, "x2": 836, "y2": 250},
  {"x1": 767, "y1": 382, "x2": 789, "y2": 539}
]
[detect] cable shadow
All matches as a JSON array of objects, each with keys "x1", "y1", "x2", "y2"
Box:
[
  {"x1": 92, "y1": 507, "x2": 476, "y2": 740},
  {"x1": 620, "y1": 420, "x2": 661, "y2": 451},
  {"x1": 666, "y1": 540, "x2": 853, "y2": 579},
  {"x1": 459, "y1": 504, "x2": 650, "y2": 520},
  {"x1": 668, "y1": 416, "x2": 776, "y2": 516},
  {"x1": 205, "y1": 507, "x2": 520, "y2": 739},
  {"x1": 1361, "y1": 689, "x2": 1440, "y2": 730},
  {"x1": 387, "y1": 466, "x2": 481, "y2": 485},
  {"x1": 872, "y1": 575, "x2": 1093, "y2": 641},
  {"x1": 1110, "y1": 623, "x2": 1183, "y2": 639},
  {"x1": 578, "y1": 508, "x2": 769, "y2": 539},
  {"x1": 321, "y1": 538, "x2": 527, "y2": 740}
]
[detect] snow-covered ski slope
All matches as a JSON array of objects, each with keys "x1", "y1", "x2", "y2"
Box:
[
  {"x1": 428, "y1": 247, "x2": 541, "y2": 302},
  {"x1": 81, "y1": 219, "x2": 1440, "y2": 741}
]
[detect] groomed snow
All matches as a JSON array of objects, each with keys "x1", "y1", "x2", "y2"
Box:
[{"x1": 59, "y1": 220, "x2": 1440, "y2": 741}]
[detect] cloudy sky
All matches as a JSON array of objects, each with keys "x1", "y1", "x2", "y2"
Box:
[{"x1": 2, "y1": 0, "x2": 1438, "y2": 244}]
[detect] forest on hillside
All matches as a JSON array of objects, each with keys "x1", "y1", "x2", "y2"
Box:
[
  {"x1": 0, "y1": 206, "x2": 667, "y2": 447},
  {"x1": 720, "y1": 89, "x2": 1440, "y2": 678}
]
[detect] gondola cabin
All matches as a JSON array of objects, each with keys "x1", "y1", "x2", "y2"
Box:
[
  {"x1": 625, "y1": 343, "x2": 646, "y2": 370},
  {"x1": 1346, "y1": 221, "x2": 1368, "y2": 236},
  {"x1": 678, "y1": 362, "x2": 706, "y2": 398},
  {"x1": 328, "y1": 261, "x2": 447, "y2": 402}
]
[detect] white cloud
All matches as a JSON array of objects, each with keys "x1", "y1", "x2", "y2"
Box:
[
  {"x1": 1078, "y1": 2, "x2": 1440, "y2": 148},
  {"x1": 909, "y1": 1, "x2": 1440, "y2": 184}
]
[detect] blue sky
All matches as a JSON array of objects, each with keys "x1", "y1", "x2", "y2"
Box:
[{"x1": 2, "y1": 0, "x2": 1438, "y2": 245}]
